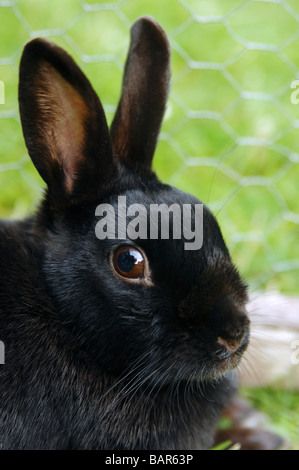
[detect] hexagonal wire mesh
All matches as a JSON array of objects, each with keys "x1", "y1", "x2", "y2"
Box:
[{"x1": 0, "y1": 0, "x2": 298, "y2": 296}]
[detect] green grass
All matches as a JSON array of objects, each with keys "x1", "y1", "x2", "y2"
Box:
[
  {"x1": 241, "y1": 387, "x2": 299, "y2": 450},
  {"x1": 214, "y1": 387, "x2": 299, "y2": 450},
  {"x1": 0, "y1": 0, "x2": 298, "y2": 449}
]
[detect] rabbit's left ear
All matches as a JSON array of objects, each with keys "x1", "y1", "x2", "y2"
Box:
[{"x1": 110, "y1": 16, "x2": 171, "y2": 170}]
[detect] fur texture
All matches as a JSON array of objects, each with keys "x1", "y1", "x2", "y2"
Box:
[{"x1": 0, "y1": 16, "x2": 250, "y2": 450}]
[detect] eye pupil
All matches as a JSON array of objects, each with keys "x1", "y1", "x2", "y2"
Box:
[
  {"x1": 112, "y1": 246, "x2": 145, "y2": 279},
  {"x1": 118, "y1": 251, "x2": 136, "y2": 273}
]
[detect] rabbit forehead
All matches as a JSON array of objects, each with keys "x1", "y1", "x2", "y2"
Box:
[
  {"x1": 103, "y1": 183, "x2": 202, "y2": 209},
  {"x1": 93, "y1": 185, "x2": 228, "y2": 271}
]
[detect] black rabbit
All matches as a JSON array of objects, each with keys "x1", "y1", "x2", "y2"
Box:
[{"x1": 0, "y1": 16, "x2": 280, "y2": 450}]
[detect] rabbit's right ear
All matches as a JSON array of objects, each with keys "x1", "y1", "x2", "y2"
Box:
[
  {"x1": 110, "y1": 16, "x2": 171, "y2": 171},
  {"x1": 19, "y1": 39, "x2": 116, "y2": 207}
]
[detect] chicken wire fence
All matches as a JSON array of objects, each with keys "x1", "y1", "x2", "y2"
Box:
[{"x1": 0, "y1": 0, "x2": 298, "y2": 295}]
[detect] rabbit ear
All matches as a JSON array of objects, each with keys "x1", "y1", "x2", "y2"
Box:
[
  {"x1": 19, "y1": 38, "x2": 115, "y2": 206},
  {"x1": 110, "y1": 16, "x2": 171, "y2": 170}
]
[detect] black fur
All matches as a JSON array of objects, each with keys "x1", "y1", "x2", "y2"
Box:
[{"x1": 0, "y1": 16, "x2": 250, "y2": 450}]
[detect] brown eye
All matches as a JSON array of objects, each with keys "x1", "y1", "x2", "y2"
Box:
[
  {"x1": 113, "y1": 246, "x2": 144, "y2": 279},
  {"x1": 110, "y1": 245, "x2": 153, "y2": 286}
]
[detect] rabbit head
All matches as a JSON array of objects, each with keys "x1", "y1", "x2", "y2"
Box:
[{"x1": 18, "y1": 17, "x2": 250, "y2": 386}]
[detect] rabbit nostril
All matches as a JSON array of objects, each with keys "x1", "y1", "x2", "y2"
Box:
[{"x1": 217, "y1": 336, "x2": 243, "y2": 352}]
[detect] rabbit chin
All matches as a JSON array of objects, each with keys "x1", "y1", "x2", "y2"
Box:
[
  {"x1": 200, "y1": 344, "x2": 249, "y2": 382},
  {"x1": 197, "y1": 339, "x2": 249, "y2": 382},
  {"x1": 180, "y1": 356, "x2": 243, "y2": 385},
  {"x1": 209, "y1": 352, "x2": 245, "y2": 379},
  {"x1": 144, "y1": 346, "x2": 247, "y2": 387}
]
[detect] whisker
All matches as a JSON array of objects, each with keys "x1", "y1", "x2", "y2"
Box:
[
  {"x1": 99, "y1": 350, "x2": 152, "y2": 403},
  {"x1": 103, "y1": 358, "x2": 165, "y2": 419}
]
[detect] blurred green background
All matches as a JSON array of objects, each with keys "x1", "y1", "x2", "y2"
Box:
[
  {"x1": 0, "y1": 0, "x2": 298, "y2": 448},
  {"x1": 0, "y1": 0, "x2": 298, "y2": 295}
]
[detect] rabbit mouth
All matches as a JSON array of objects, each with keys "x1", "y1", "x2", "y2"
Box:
[
  {"x1": 145, "y1": 331, "x2": 250, "y2": 385},
  {"x1": 210, "y1": 331, "x2": 250, "y2": 376},
  {"x1": 190, "y1": 349, "x2": 247, "y2": 383},
  {"x1": 188, "y1": 331, "x2": 250, "y2": 381},
  {"x1": 215, "y1": 349, "x2": 246, "y2": 374}
]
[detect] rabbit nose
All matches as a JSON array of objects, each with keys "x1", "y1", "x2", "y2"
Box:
[{"x1": 217, "y1": 334, "x2": 245, "y2": 353}]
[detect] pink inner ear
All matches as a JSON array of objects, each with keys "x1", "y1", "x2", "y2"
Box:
[{"x1": 37, "y1": 63, "x2": 88, "y2": 193}]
